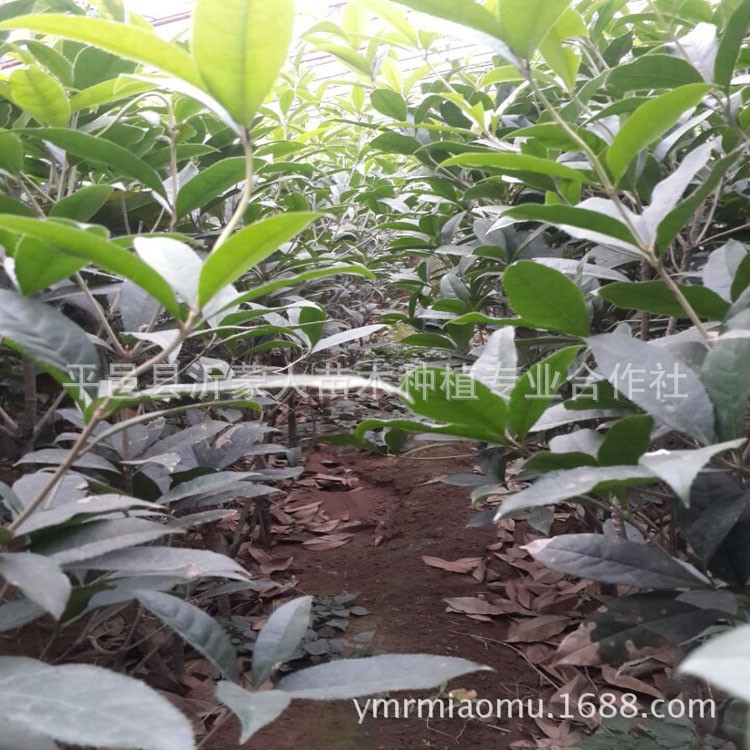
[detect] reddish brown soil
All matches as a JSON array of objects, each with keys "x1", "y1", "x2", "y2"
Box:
[{"x1": 209, "y1": 445, "x2": 539, "y2": 750}]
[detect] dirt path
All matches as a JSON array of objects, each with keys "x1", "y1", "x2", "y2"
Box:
[{"x1": 210, "y1": 445, "x2": 539, "y2": 750}]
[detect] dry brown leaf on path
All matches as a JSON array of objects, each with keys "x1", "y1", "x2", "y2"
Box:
[
  {"x1": 260, "y1": 557, "x2": 294, "y2": 575},
  {"x1": 506, "y1": 615, "x2": 572, "y2": 643},
  {"x1": 443, "y1": 596, "x2": 510, "y2": 617},
  {"x1": 421, "y1": 555, "x2": 482, "y2": 574},
  {"x1": 303, "y1": 532, "x2": 353, "y2": 551}
]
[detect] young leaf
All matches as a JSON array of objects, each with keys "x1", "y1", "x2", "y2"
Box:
[
  {"x1": 216, "y1": 683, "x2": 290, "y2": 744},
  {"x1": 135, "y1": 590, "x2": 239, "y2": 682},
  {"x1": 606, "y1": 83, "x2": 710, "y2": 181},
  {"x1": 0, "y1": 553, "x2": 71, "y2": 620},
  {"x1": 252, "y1": 596, "x2": 312, "y2": 686},
  {"x1": 0, "y1": 15, "x2": 201, "y2": 86},
  {"x1": 0, "y1": 657, "x2": 195, "y2": 750},
  {"x1": 525, "y1": 534, "x2": 709, "y2": 590},
  {"x1": 9, "y1": 67, "x2": 69, "y2": 127},
  {"x1": 198, "y1": 212, "x2": 320, "y2": 306},
  {"x1": 277, "y1": 654, "x2": 491, "y2": 700},
  {"x1": 192, "y1": 0, "x2": 296, "y2": 127},
  {"x1": 496, "y1": 0, "x2": 573, "y2": 59},
  {"x1": 0, "y1": 130, "x2": 23, "y2": 174},
  {"x1": 503, "y1": 260, "x2": 590, "y2": 337}
]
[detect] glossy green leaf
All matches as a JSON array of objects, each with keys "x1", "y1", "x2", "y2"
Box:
[
  {"x1": 198, "y1": 212, "x2": 320, "y2": 306},
  {"x1": 714, "y1": 0, "x2": 750, "y2": 88},
  {"x1": 0, "y1": 130, "x2": 23, "y2": 173},
  {"x1": 607, "y1": 54, "x2": 702, "y2": 91},
  {"x1": 371, "y1": 88, "x2": 407, "y2": 120},
  {"x1": 0, "y1": 288, "x2": 97, "y2": 386},
  {"x1": 50, "y1": 185, "x2": 113, "y2": 222},
  {"x1": 509, "y1": 346, "x2": 581, "y2": 439},
  {"x1": 175, "y1": 157, "x2": 246, "y2": 217},
  {"x1": 607, "y1": 84, "x2": 710, "y2": 181},
  {"x1": 503, "y1": 260, "x2": 590, "y2": 337},
  {"x1": 0, "y1": 553, "x2": 71, "y2": 620},
  {"x1": 14, "y1": 237, "x2": 86, "y2": 294},
  {"x1": 0, "y1": 15, "x2": 201, "y2": 86},
  {"x1": 277, "y1": 654, "x2": 490, "y2": 700},
  {"x1": 8, "y1": 67, "x2": 69, "y2": 127},
  {"x1": 496, "y1": 0, "x2": 573, "y2": 58},
  {"x1": 135, "y1": 590, "x2": 238, "y2": 682},
  {"x1": 597, "y1": 415, "x2": 653, "y2": 466},
  {"x1": 216, "y1": 684, "x2": 290, "y2": 744},
  {"x1": 0, "y1": 657, "x2": 195, "y2": 750},
  {"x1": 252, "y1": 596, "x2": 312, "y2": 686},
  {"x1": 701, "y1": 337, "x2": 750, "y2": 440},
  {"x1": 640, "y1": 440, "x2": 746, "y2": 504},
  {"x1": 24, "y1": 128, "x2": 166, "y2": 197},
  {"x1": 599, "y1": 281, "x2": 730, "y2": 320},
  {"x1": 402, "y1": 367, "x2": 509, "y2": 443},
  {"x1": 0, "y1": 216, "x2": 181, "y2": 317},
  {"x1": 192, "y1": 0, "x2": 296, "y2": 127},
  {"x1": 441, "y1": 152, "x2": 592, "y2": 183}
]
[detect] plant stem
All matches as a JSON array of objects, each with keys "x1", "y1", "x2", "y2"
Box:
[{"x1": 213, "y1": 132, "x2": 254, "y2": 250}]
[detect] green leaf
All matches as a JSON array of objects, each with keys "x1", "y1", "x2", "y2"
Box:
[
  {"x1": 277, "y1": 654, "x2": 490, "y2": 700},
  {"x1": 525, "y1": 534, "x2": 708, "y2": 589},
  {"x1": 24, "y1": 128, "x2": 166, "y2": 197},
  {"x1": 607, "y1": 54, "x2": 703, "y2": 91},
  {"x1": 0, "y1": 657, "x2": 195, "y2": 750},
  {"x1": 598, "y1": 281, "x2": 730, "y2": 320},
  {"x1": 0, "y1": 130, "x2": 23, "y2": 173},
  {"x1": 504, "y1": 204, "x2": 639, "y2": 249},
  {"x1": 441, "y1": 152, "x2": 593, "y2": 183},
  {"x1": 491, "y1": 465, "x2": 656, "y2": 518},
  {"x1": 680, "y1": 624, "x2": 750, "y2": 701},
  {"x1": 0, "y1": 553, "x2": 71, "y2": 620},
  {"x1": 701, "y1": 337, "x2": 750, "y2": 440},
  {"x1": 639, "y1": 439, "x2": 746, "y2": 504},
  {"x1": 606, "y1": 83, "x2": 710, "y2": 182},
  {"x1": 14, "y1": 237, "x2": 87, "y2": 294},
  {"x1": 402, "y1": 368, "x2": 509, "y2": 443},
  {"x1": 371, "y1": 88, "x2": 407, "y2": 120},
  {"x1": 135, "y1": 590, "x2": 238, "y2": 682},
  {"x1": 175, "y1": 157, "x2": 246, "y2": 217},
  {"x1": 0, "y1": 288, "x2": 97, "y2": 388},
  {"x1": 588, "y1": 333, "x2": 716, "y2": 445},
  {"x1": 0, "y1": 15, "x2": 201, "y2": 86},
  {"x1": 252, "y1": 596, "x2": 312, "y2": 686},
  {"x1": 216, "y1": 684, "x2": 290, "y2": 744},
  {"x1": 134, "y1": 237, "x2": 203, "y2": 307},
  {"x1": 509, "y1": 346, "x2": 581, "y2": 439},
  {"x1": 496, "y1": 0, "x2": 573, "y2": 58},
  {"x1": 8, "y1": 67, "x2": 69, "y2": 127},
  {"x1": 714, "y1": 0, "x2": 750, "y2": 88},
  {"x1": 50, "y1": 185, "x2": 113, "y2": 222},
  {"x1": 0, "y1": 216, "x2": 181, "y2": 317},
  {"x1": 597, "y1": 415, "x2": 653, "y2": 466},
  {"x1": 192, "y1": 0, "x2": 296, "y2": 127},
  {"x1": 198, "y1": 212, "x2": 320, "y2": 306},
  {"x1": 503, "y1": 260, "x2": 590, "y2": 337},
  {"x1": 370, "y1": 131, "x2": 421, "y2": 155}
]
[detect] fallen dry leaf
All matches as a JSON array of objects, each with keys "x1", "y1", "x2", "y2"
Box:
[
  {"x1": 260, "y1": 557, "x2": 294, "y2": 575},
  {"x1": 506, "y1": 615, "x2": 572, "y2": 643},
  {"x1": 303, "y1": 533, "x2": 353, "y2": 551},
  {"x1": 422, "y1": 555, "x2": 482, "y2": 574},
  {"x1": 444, "y1": 596, "x2": 509, "y2": 617}
]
